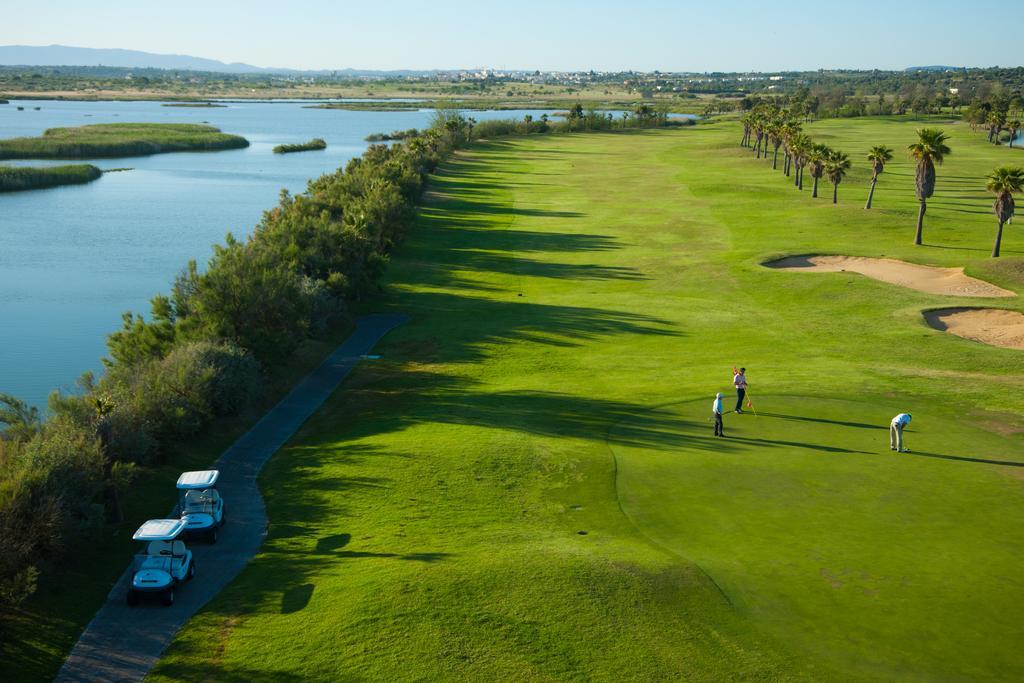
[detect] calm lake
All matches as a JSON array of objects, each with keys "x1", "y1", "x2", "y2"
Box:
[{"x1": 0, "y1": 100, "x2": 561, "y2": 408}]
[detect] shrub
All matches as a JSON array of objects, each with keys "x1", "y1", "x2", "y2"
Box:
[
  {"x1": 99, "y1": 340, "x2": 262, "y2": 462},
  {"x1": 0, "y1": 419, "x2": 105, "y2": 606},
  {"x1": 273, "y1": 138, "x2": 327, "y2": 154},
  {"x1": 365, "y1": 128, "x2": 419, "y2": 142},
  {"x1": 0, "y1": 164, "x2": 102, "y2": 192}
]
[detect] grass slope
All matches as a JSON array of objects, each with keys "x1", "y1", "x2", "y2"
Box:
[
  {"x1": 0, "y1": 163, "x2": 101, "y2": 192},
  {"x1": 147, "y1": 119, "x2": 1019, "y2": 680},
  {"x1": 0, "y1": 123, "x2": 248, "y2": 160}
]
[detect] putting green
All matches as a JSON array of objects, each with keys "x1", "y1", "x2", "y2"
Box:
[{"x1": 613, "y1": 395, "x2": 1024, "y2": 680}]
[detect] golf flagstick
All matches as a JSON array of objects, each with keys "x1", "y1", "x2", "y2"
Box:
[{"x1": 746, "y1": 391, "x2": 758, "y2": 417}]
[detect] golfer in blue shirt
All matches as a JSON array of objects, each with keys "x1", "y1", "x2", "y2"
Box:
[
  {"x1": 890, "y1": 413, "x2": 912, "y2": 452},
  {"x1": 712, "y1": 393, "x2": 725, "y2": 437}
]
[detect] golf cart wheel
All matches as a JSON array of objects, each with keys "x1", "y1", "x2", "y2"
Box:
[
  {"x1": 126, "y1": 590, "x2": 139, "y2": 607},
  {"x1": 161, "y1": 588, "x2": 175, "y2": 606},
  {"x1": 208, "y1": 527, "x2": 218, "y2": 544}
]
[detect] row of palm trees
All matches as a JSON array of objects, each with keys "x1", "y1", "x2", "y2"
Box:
[
  {"x1": 741, "y1": 106, "x2": 854, "y2": 204},
  {"x1": 740, "y1": 106, "x2": 1021, "y2": 257},
  {"x1": 983, "y1": 110, "x2": 1023, "y2": 148}
]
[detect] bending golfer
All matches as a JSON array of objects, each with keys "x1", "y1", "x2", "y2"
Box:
[
  {"x1": 732, "y1": 366, "x2": 748, "y2": 414},
  {"x1": 712, "y1": 392, "x2": 725, "y2": 437},
  {"x1": 890, "y1": 412, "x2": 912, "y2": 452}
]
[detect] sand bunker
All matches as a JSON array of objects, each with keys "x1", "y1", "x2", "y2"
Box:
[
  {"x1": 924, "y1": 308, "x2": 1024, "y2": 350},
  {"x1": 766, "y1": 255, "x2": 1016, "y2": 298}
]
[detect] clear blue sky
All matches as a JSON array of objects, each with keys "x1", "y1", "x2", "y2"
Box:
[{"x1": 2, "y1": 0, "x2": 1020, "y2": 72}]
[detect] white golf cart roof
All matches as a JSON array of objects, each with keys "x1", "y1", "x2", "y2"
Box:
[
  {"x1": 133, "y1": 518, "x2": 187, "y2": 541},
  {"x1": 176, "y1": 470, "x2": 220, "y2": 490}
]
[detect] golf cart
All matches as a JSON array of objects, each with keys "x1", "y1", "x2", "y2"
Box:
[
  {"x1": 176, "y1": 470, "x2": 225, "y2": 543},
  {"x1": 127, "y1": 518, "x2": 195, "y2": 606}
]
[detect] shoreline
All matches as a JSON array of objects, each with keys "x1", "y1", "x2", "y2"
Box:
[{"x1": 0, "y1": 92, "x2": 705, "y2": 114}]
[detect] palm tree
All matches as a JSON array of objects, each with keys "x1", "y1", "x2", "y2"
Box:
[
  {"x1": 781, "y1": 120, "x2": 802, "y2": 176},
  {"x1": 987, "y1": 110, "x2": 1006, "y2": 144},
  {"x1": 1009, "y1": 120, "x2": 1022, "y2": 149},
  {"x1": 908, "y1": 128, "x2": 951, "y2": 245},
  {"x1": 986, "y1": 166, "x2": 1024, "y2": 257},
  {"x1": 752, "y1": 112, "x2": 766, "y2": 157},
  {"x1": 740, "y1": 113, "x2": 752, "y2": 147},
  {"x1": 864, "y1": 145, "x2": 894, "y2": 209},
  {"x1": 807, "y1": 144, "x2": 829, "y2": 198},
  {"x1": 768, "y1": 120, "x2": 784, "y2": 169},
  {"x1": 825, "y1": 150, "x2": 851, "y2": 204},
  {"x1": 791, "y1": 134, "x2": 812, "y2": 190}
]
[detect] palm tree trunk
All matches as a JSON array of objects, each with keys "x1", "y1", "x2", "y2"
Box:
[
  {"x1": 784, "y1": 154, "x2": 791, "y2": 176},
  {"x1": 833, "y1": 183, "x2": 838, "y2": 204},
  {"x1": 772, "y1": 147, "x2": 779, "y2": 169},
  {"x1": 865, "y1": 175, "x2": 877, "y2": 209},
  {"x1": 812, "y1": 176, "x2": 819, "y2": 198},
  {"x1": 914, "y1": 201, "x2": 926, "y2": 245},
  {"x1": 798, "y1": 167, "x2": 803, "y2": 190},
  {"x1": 993, "y1": 221, "x2": 1004, "y2": 257}
]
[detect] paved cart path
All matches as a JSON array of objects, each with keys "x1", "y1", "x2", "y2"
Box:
[{"x1": 55, "y1": 314, "x2": 408, "y2": 683}]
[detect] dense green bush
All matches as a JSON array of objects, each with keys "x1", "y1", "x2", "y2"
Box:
[
  {"x1": 471, "y1": 105, "x2": 679, "y2": 140},
  {"x1": 273, "y1": 138, "x2": 327, "y2": 154},
  {"x1": 365, "y1": 128, "x2": 420, "y2": 142},
  {"x1": 0, "y1": 164, "x2": 102, "y2": 192},
  {"x1": 0, "y1": 416, "x2": 106, "y2": 606}
]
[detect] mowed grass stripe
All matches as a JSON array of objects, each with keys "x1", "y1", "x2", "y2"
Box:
[{"x1": 153, "y1": 123, "x2": 1023, "y2": 680}]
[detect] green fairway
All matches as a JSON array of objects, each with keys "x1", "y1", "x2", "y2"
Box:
[{"x1": 151, "y1": 118, "x2": 1024, "y2": 680}]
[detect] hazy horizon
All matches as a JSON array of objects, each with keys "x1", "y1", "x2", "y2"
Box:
[{"x1": 3, "y1": 0, "x2": 1022, "y2": 73}]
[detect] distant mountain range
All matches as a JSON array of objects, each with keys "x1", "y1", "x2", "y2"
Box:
[
  {"x1": 0, "y1": 45, "x2": 975, "y2": 76},
  {"x1": 0, "y1": 44, "x2": 444, "y2": 76}
]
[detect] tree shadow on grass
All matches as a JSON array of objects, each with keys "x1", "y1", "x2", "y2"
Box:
[
  {"x1": 409, "y1": 222, "x2": 626, "y2": 254},
  {"x1": 905, "y1": 451, "x2": 1024, "y2": 467},
  {"x1": 396, "y1": 251, "x2": 648, "y2": 291},
  {"x1": 318, "y1": 367, "x2": 723, "y2": 455},
  {"x1": 152, "y1": 660, "x2": 306, "y2": 682},
  {"x1": 727, "y1": 435, "x2": 874, "y2": 455},
  {"x1": 314, "y1": 532, "x2": 452, "y2": 562},
  {"x1": 757, "y1": 412, "x2": 886, "y2": 431},
  {"x1": 375, "y1": 291, "x2": 679, "y2": 364},
  {"x1": 281, "y1": 583, "x2": 314, "y2": 614}
]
